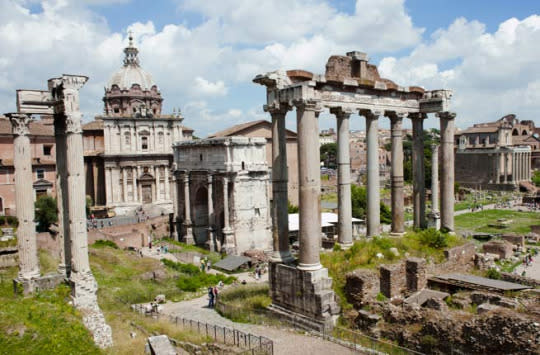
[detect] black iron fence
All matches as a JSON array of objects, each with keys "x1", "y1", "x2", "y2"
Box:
[{"x1": 131, "y1": 303, "x2": 273, "y2": 354}]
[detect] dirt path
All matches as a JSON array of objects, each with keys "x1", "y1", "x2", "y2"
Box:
[{"x1": 161, "y1": 290, "x2": 356, "y2": 355}]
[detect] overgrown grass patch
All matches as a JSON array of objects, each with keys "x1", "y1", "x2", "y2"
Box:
[
  {"x1": 159, "y1": 238, "x2": 221, "y2": 264},
  {"x1": 321, "y1": 230, "x2": 465, "y2": 309},
  {"x1": 161, "y1": 259, "x2": 236, "y2": 292},
  {"x1": 0, "y1": 267, "x2": 100, "y2": 355},
  {"x1": 216, "y1": 284, "x2": 273, "y2": 324},
  {"x1": 455, "y1": 209, "x2": 540, "y2": 235}
]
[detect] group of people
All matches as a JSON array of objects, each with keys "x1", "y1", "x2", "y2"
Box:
[
  {"x1": 200, "y1": 257, "x2": 211, "y2": 272},
  {"x1": 520, "y1": 249, "x2": 538, "y2": 277},
  {"x1": 207, "y1": 284, "x2": 221, "y2": 308}
]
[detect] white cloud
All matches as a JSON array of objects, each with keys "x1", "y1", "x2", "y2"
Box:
[{"x1": 193, "y1": 77, "x2": 228, "y2": 96}]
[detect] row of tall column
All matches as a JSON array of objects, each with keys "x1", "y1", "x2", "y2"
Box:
[
  {"x1": 173, "y1": 172, "x2": 235, "y2": 252},
  {"x1": 105, "y1": 165, "x2": 171, "y2": 204},
  {"x1": 267, "y1": 101, "x2": 457, "y2": 270},
  {"x1": 496, "y1": 151, "x2": 531, "y2": 184}
]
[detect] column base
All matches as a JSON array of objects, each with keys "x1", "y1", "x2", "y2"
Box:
[
  {"x1": 268, "y1": 263, "x2": 340, "y2": 332},
  {"x1": 297, "y1": 262, "x2": 323, "y2": 271},
  {"x1": 205, "y1": 228, "x2": 218, "y2": 252},
  {"x1": 337, "y1": 242, "x2": 354, "y2": 250},
  {"x1": 221, "y1": 228, "x2": 236, "y2": 255},
  {"x1": 389, "y1": 232, "x2": 405, "y2": 238},
  {"x1": 427, "y1": 211, "x2": 441, "y2": 230},
  {"x1": 270, "y1": 250, "x2": 295, "y2": 264},
  {"x1": 183, "y1": 225, "x2": 194, "y2": 245},
  {"x1": 13, "y1": 273, "x2": 65, "y2": 295}
]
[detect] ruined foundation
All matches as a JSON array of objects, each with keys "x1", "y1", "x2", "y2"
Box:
[
  {"x1": 268, "y1": 262, "x2": 340, "y2": 331},
  {"x1": 13, "y1": 273, "x2": 65, "y2": 295}
]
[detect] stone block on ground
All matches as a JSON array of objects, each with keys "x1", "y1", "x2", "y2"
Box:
[
  {"x1": 405, "y1": 257, "x2": 426, "y2": 293},
  {"x1": 501, "y1": 234, "x2": 525, "y2": 248},
  {"x1": 477, "y1": 303, "x2": 499, "y2": 314},
  {"x1": 355, "y1": 309, "x2": 381, "y2": 330},
  {"x1": 482, "y1": 241, "x2": 513, "y2": 260},
  {"x1": 404, "y1": 289, "x2": 450, "y2": 307},
  {"x1": 146, "y1": 335, "x2": 177, "y2": 355},
  {"x1": 344, "y1": 269, "x2": 379, "y2": 308}
]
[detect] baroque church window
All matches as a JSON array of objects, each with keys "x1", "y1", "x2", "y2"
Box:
[
  {"x1": 158, "y1": 132, "x2": 164, "y2": 145},
  {"x1": 125, "y1": 132, "x2": 131, "y2": 146},
  {"x1": 141, "y1": 136, "x2": 149, "y2": 151}
]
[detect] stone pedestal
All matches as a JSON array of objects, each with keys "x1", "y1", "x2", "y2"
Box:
[
  {"x1": 13, "y1": 273, "x2": 65, "y2": 295},
  {"x1": 268, "y1": 262, "x2": 340, "y2": 331}
]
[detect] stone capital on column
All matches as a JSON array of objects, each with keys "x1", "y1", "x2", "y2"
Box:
[
  {"x1": 265, "y1": 102, "x2": 291, "y2": 116},
  {"x1": 386, "y1": 111, "x2": 408, "y2": 123},
  {"x1": 330, "y1": 106, "x2": 354, "y2": 119},
  {"x1": 408, "y1": 112, "x2": 427, "y2": 121},
  {"x1": 7, "y1": 113, "x2": 32, "y2": 136},
  {"x1": 436, "y1": 111, "x2": 457, "y2": 121},
  {"x1": 359, "y1": 109, "x2": 383, "y2": 119},
  {"x1": 293, "y1": 98, "x2": 323, "y2": 113}
]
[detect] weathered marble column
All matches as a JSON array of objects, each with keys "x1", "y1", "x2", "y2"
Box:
[
  {"x1": 268, "y1": 104, "x2": 293, "y2": 262},
  {"x1": 437, "y1": 112, "x2": 456, "y2": 232},
  {"x1": 183, "y1": 173, "x2": 194, "y2": 244},
  {"x1": 164, "y1": 166, "x2": 170, "y2": 200},
  {"x1": 8, "y1": 113, "x2": 40, "y2": 281},
  {"x1": 411, "y1": 113, "x2": 426, "y2": 229},
  {"x1": 122, "y1": 168, "x2": 128, "y2": 202},
  {"x1": 295, "y1": 99, "x2": 323, "y2": 270},
  {"x1": 504, "y1": 152, "x2": 509, "y2": 183},
  {"x1": 222, "y1": 175, "x2": 236, "y2": 254},
  {"x1": 132, "y1": 167, "x2": 138, "y2": 202},
  {"x1": 428, "y1": 144, "x2": 441, "y2": 229},
  {"x1": 206, "y1": 174, "x2": 216, "y2": 251},
  {"x1": 363, "y1": 109, "x2": 381, "y2": 237},
  {"x1": 331, "y1": 107, "x2": 353, "y2": 247},
  {"x1": 54, "y1": 117, "x2": 70, "y2": 277},
  {"x1": 388, "y1": 112, "x2": 406, "y2": 236},
  {"x1": 512, "y1": 152, "x2": 517, "y2": 183},
  {"x1": 495, "y1": 153, "x2": 501, "y2": 184}
]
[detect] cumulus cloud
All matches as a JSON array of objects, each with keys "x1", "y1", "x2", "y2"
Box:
[{"x1": 0, "y1": 0, "x2": 538, "y2": 136}]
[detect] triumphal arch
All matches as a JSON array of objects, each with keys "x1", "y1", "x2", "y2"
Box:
[{"x1": 254, "y1": 51, "x2": 455, "y2": 330}]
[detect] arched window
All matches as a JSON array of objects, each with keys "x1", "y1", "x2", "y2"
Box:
[
  {"x1": 512, "y1": 129, "x2": 519, "y2": 136},
  {"x1": 522, "y1": 130, "x2": 528, "y2": 135}
]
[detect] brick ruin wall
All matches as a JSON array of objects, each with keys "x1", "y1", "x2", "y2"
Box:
[
  {"x1": 405, "y1": 257, "x2": 427, "y2": 293},
  {"x1": 482, "y1": 241, "x2": 514, "y2": 259},
  {"x1": 379, "y1": 263, "x2": 405, "y2": 298},
  {"x1": 344, "y1": 269, "x2": 380, "y2": 307},
  {"x1": 500, "y1": 234, "x2": 524, "y2": 248}
]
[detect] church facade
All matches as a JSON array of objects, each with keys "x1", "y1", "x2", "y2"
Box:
[{"x1": 84, "y1": 35, "x2": 192, "y2": 216}]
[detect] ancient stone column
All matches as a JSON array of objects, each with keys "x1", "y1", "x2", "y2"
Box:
[
  {"x1": 388, "y1": 112, "x2": 406, "y2": 236},
  {"x1": 295, "y1": 99, "x2": 323, "y2": 270},
  {"x1": 183, "y1": 173, "x2": 194, "y2": 244},
  {"x1": 206, "y1": 174, "x2": 216, "y2": 251},
  {"x1": 222, "y1": 175, "x2": 236, "y2": 254},
  {"x1": 504, "y1": 152, "x2": 509, "y2": 183},
  {"x1": 164, "y1": 166, "x2": 170, "y2": 200},
  {"x1": 268, "y1": 105, "x2": 293, "y2": 263},
  {"x1": 331, "y1": 107, "x2": 353, "y2": 247},
  {"x1": 132, "y1": 167, "x2": 138, "y2": 202},
  {"x1": 428, "y1": 144, "x2": 441, "y2": 229},
  {"x1": 495, "y1": 153, "x2": 501, "y2": 184},
  {"x1": 122, "y1": 168, "x2": 128, "y2": 202},
  {"x1": 54, "y1": 117, "x2": 70, "y2": 277},
  {"x1": 512, "y1": 152, "x2": 516, "y2": 183},
  {"x1": 363, "y1": 109, "x2": 381, "y2": 237},
  {"x1": 437, "y1": 112, "x2": 456, "y2": 232},
  {"x1": 8, "y1": 113, "x2": 40, "y2": 281},
  {"x1": 105, "y1": 167, "x2": 112, "y2": 204},
  {"x1": 171, "y1": 170, "x2": 180, "y2": 240},
  {"x1": 411, "y1": 113, "x2": 426, "y2": 229}
]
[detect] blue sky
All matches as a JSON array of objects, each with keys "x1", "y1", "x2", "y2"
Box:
[{"x1": 1, "y1": 0, "x2": 539, "y2": 135}]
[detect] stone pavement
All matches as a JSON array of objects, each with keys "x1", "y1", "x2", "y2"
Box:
[
  {"x1": 514, "y1": 252, "x2": 540, "y2": 281},
  {"x1": 160, "y1": 289, "x2": 355, "y2": 355}
]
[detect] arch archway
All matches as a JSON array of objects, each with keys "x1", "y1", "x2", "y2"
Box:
[
  {"x1": 512, "y1": 129, "x2": 519, "y2": 136},
  {"x1": 193, "y1": 186, "x2": 209, "y2": 244}
]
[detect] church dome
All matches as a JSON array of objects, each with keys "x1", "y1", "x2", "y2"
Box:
[
  {"x1": 106, "y1": 35, "x2": 157, "y2": 91},
  {"x1": 107, "y1": 65, "x2": 156, "y2": 91}
]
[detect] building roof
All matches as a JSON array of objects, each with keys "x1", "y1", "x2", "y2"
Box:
[
  {"x1": 0, "y1": 117, "x2": 54, "y2": 136},
  {"x1": 83, "y1": 120, "x2": 104, "y2": 131},
  {"x1": 457, "y1": 126, "x2": 500, "y2": 135},
  {"x1": 288, "y1": 212, "x2": 363, "y2": 232},
  {"x1": 208, "y1": 120, "x2": 297, "y2": 139}
]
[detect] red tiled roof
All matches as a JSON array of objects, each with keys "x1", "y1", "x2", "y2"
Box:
[{"x1": 208, "y1": 120, "x2": 297, "y2": 138}]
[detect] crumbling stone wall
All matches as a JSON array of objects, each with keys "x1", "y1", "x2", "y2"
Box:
[
  {"x1": 406, "y1": 258, "x2": 426, "y2": 293},
  {"x1": 427, "y1": 242, "x2": 476, "y2": 275},
  {"x1": 500, "y1": 272, "x2": 540, "y2": 288},
  {"x1": 500, "y1": 234, "x2": 524, "y2": 248},
  {"x1": 344, "y1": 269, "x2": 379, "y2": 307},
  {"x1": 379, "y1": 263, "x2": 405, "y2": 298},
  {"x1": 0, "y1": 247, "x2": 18, "y2": 268},
  {"x1": 482, "y1": 241, "x2": 513, "y2": 259}
]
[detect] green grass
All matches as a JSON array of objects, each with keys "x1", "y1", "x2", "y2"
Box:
[
  {"x1": 455, "y1": 209, "x2": 540, "y2": 234},
  {"x1": 216, "y1": 284, "x2": 273, "y2": 324},
  {"x1": 39, "y1": 249, "x2": 59, "y2": 275},
  {"x1": 0, "y1": 268, "x2": 101, "y2": 355},
  {"x1": 321, "y1": 192, "x2": 338, "y2": 203},
  {"x1": 0, "y1": 238, "x2": 17, "y2": 248},
  {"x1": 321, "y1": 230, "x2": 465, "y2": 310},
  {"x1": 159, "y1": 238, "x2": 222, "y2": 264}
]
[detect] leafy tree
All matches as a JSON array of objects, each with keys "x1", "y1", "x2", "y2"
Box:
[
  {"x1": 320, "y1": 143, "x2": 337, "y2": 169},
  {"x1": 533, "y1": 170, "x2": 540, "y2": 187},
  {"x1": 35, "y1": 195, "x2": 57, "y2": 232},
  {"x1": 287, "y1": 201, "x2": 299, "y2": 213},
  {"x1": 351, "y1": 184, "x2": 392, "y2": 224}
]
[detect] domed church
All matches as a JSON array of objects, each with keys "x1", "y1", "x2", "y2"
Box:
[{"x1": 83, "y1": 34, "x2": 193, "y2": 216}]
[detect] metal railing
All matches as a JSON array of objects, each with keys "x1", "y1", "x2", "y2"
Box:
[
  {"x1": 215, "y1": 301, "x2": 423, "y2": 355},
  {"x1": 131, "y1": 303, "x2": 273, "y2": 354}
]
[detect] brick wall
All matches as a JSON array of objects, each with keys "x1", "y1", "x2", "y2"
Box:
[{"x1": 379, "y1": 263, "x2": 405, "y2": 298}]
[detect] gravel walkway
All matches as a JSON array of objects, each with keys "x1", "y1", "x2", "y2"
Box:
[{"x1": 161, "y1": 291, "x2": 356, "y2": 354}]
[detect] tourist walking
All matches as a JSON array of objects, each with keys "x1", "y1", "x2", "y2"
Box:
[{"x1": 208, "y1": 286, "x2": 215, "y2": 308}]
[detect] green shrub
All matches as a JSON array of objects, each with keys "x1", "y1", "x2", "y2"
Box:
[
  {"x1": 176, "y1": 273, "x2": 235, "y2": 292},
  {"x1": 485, "y1": 268, "x2": 501, "y2": 280},
  {"x1": 161, "y1": 259, "x2": 200, "y2": 275},
  {"x1": 0, "y1": 216, "x2": 5, "y2": 225},
  {"x1": 332, "y1": 243, "x2": 342, "y2": 252},
  {"x1": 287, "y1": 201, "x2": 299, "y2": 213},
  {"x1": 92, "y1": 239, "x2": 119, "y2": 249},
  {"x1": 418, "y1": 228, "x2": 448, "y2": 249},
  {"x1": 6, "y1": 216, "x2": 18, "y2": 227},
  {"x1": 376, "y1": 292, "x2": 387, "y2": 302}
]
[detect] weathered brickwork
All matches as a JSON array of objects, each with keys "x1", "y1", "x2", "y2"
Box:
[
  {"x1": 482, "y1": 241, "x2": 513, "y2": 259},
  {"x1": 406, "y1": 257, "x2": 427, "y2": 293},
  {"x1": 344, "y1": 269, "x2": 379, "y2": 307},
  {"x1": 379, "y1": 263, "x2": 405, "y2": 299}
]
